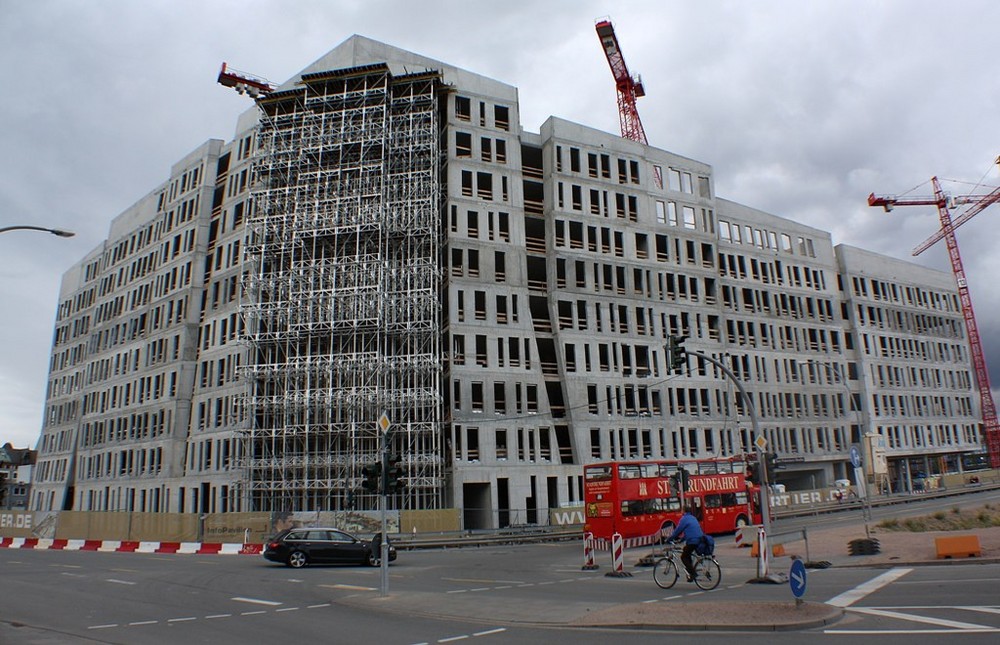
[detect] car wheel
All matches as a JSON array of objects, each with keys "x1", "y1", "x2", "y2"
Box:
[
  {"x1": 367, "y1": 551, "x2": 381, "y2": 567},
  {"x1": 287, "y1": 551, "x2": 308, "y2": 568}
]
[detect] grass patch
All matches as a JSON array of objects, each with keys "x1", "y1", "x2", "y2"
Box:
[{"x1": 877, "y1": 505, "x2": 1000, "y2": 532}]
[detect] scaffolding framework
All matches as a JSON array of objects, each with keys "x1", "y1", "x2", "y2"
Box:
[{"x1": 239, "y1": 64, "x2": 445, "y2": 512}]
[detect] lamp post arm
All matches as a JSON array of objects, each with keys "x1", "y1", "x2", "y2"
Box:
[{"x1": 0, "y1": 225, "x2": 75, "y2": 237}]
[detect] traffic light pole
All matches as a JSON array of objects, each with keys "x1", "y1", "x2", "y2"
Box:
[
  {"x1": 686, "y1": 351, "x2": 771, "y2": 538},
  {"x1": 379, "y1": 431, "x2": 392, "y2": 597}
]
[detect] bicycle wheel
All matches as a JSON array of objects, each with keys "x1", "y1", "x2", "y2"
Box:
[
  {"x1": 693, "y1": 557, "x2": 721, "y2": 590},
  {"x1": 652, "y1": 557, "x2": 679, "y2": 589}
]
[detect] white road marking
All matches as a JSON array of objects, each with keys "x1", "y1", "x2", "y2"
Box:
[
  {"x1": 960, "y1": 606, "x2": 1000, "y2": 615},
  {"x1": 438, "y1": 636, "x2": 469, "y2": 643},
  {"x1": 827, "y1": 567, "x2": 913, "y2": 607},
  {"x1": 847, "y1": 607, "x2": 991, "y2": 630},
  {"x1": 276, "y1": 607, "x2": 300, "y2": 612},
  {"x1": 307, "y1": 603, "x2": 331, "y2": 608},
  {"x1": 472, "y1": 628, "x2": 506, "y2": 636},
  {"x1": 232, "y1": 596, "x2": 282, "y2": 606},
  {"x1": 129, "y1": 620, "x2": 158, "y2": 626},
  {"x1": 205, "y1": 614, "x2": 232, "y2": 619},
  {"x1": 320, "y1": 583, "x2": 376, "y2": 591},
  {"x1": 240, "y1": 610, "x2": 267, "y2": 616},
  {"x1": 88, "y1": 624, "x2": 118, "y2": 630},
  {"x1": 106, "y1": 579, "x2": 136, "y2": 585},
  {"x1": 167, "y1": 617, "x2": 196, "y2": 623},
  {"x1": 828, "y1": 628, "x2": 998, "y2": 634}
]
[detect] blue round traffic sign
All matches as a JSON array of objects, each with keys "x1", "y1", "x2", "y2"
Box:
[{"x1": 789, "y1": 559, "x2": 807, "y2": 598}]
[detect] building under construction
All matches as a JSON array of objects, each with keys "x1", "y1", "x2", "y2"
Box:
[
  {"x1": 29, "y1": 35, "x2": 991, "y2": 525},
  {"x1": 242, "y1": 64, "x2": 445, "y2": 512}
]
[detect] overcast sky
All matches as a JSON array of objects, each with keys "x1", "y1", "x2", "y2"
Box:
[{"x1": 2, "y1": 0, "x2": 998, "y2": 449}]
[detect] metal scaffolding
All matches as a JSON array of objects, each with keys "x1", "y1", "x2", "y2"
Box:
[{"x1": 239, "y1": 64, "x2": 446, "y2": 512}]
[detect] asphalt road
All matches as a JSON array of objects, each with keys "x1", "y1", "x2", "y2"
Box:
[{"x1": 2, "y1": 490, "x2": 999, "y2": 644}]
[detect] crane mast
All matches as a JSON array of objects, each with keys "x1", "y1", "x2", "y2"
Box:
[
  {"x1": 869, "y1": 177, "x2": 1000, "y2": 468},
  {"x1": 595, "y1": 19, "x2": 648, "y2": 145}
]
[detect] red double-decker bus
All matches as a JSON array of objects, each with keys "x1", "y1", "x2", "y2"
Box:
[{"x1": 583, "y1": 456, "x2": 762, "y2": 547}]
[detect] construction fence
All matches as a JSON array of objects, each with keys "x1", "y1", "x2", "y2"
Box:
[{"x1": 0, "y1": 508, "x2": 463, "y2": 543}]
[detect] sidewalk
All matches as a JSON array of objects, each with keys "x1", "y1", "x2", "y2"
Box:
[{"x1": 352, "y1": 522, "x2": 1000, "y2": 631}]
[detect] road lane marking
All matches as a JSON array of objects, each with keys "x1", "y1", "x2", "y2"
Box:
[
  {"x1": 438, "y1": 636, "x2": 469, "y2": 643},
  {"x1": 206, "y1": 614, "x2": 232, "y2": 619},
  {"x1": 167, "y1": 617, "x2": 197, "y2": 623},
  {"x1": 320, "y1": 583, "x2": 376, "y2": 591},
  {"x1": 129, "y1": 620, "x2": 158, "y2": 626},
  {"x1": 88, "y1": 624, "x2": 118, "y2": 630},
  {"x1": 232, "y1": 596, "x2": 282, "y2": 606},
  {"x1": 472, "y1": 628, "x2": 506, "y2": 636},
  {"x1": 827, "y1": 567, "x2": 913, "y2": 607},
  {"x1": 106, "y1": 579, "x2": 136, "y2": 585},
  {"x1": 846, "y1": 607, "x2": 991, "y2": 630},
  {"x1": 828, "y1": 628, "x2": 998, "y2": 634},
  {"x1": 240, "y1": 610, "x2": 267, "y2": 616},
  {"x1": 276, "y1": 607, "x2": 300, "y2": 612},
  {"x1": 307, "y1": 603, "x2": 331, "y2": 609}
]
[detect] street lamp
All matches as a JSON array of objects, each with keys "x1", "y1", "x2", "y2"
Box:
[
  {"x1": 0, "y1": 225, "x2": 75, "y2": 237},
  {"x1": 798, "y1": 359, "x2": 874, "y2": 538}
]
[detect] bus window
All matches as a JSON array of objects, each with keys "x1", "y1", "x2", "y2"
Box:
[
  {"x1": 720, "y1": 493, "x2": 738, "y2": 507},
  {"x1": 658, "y1": 463, "x2": 677, "y2": 478},
  {"x1": 699, "y1": 461, "x2": 718, "y2": 474},
  {"x1": 704, "y1": 494, "x2": 722, "y2": 508},
  {"x1": 640, "y1": 463, "x2": 659, "y2": 478},
  {"x1": 585, "y1": 465, "x2": 612, "y2": 481},
  {"x1": 716, "y1": 461, "x2": 733, "y2": 474},
  {"x1": 618, "y1": 464, "x2": 641, "y2": 479}
]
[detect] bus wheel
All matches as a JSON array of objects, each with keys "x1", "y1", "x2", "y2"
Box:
[{"x1": 734, "y1": 514, "x2": 749, "y2": 532}]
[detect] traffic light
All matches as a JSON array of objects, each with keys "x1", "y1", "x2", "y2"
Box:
[
  {"x1": 677, "y1": 467, "x2": 690, "y2": 492},
  {"x1": 361, "y1": 463, "x2": 382, "y2": 493},
  {"x1": 747, "y1": 463, "x2": 760, "y2": 486},
  {"x1": 667, "y1": 335, "x2": 688, "y2": 374},
  {"x1": 766, "y1": 452, "x2": 780, "y2": 476},
  {"x1": 384, "y1": 455, "x2": 405, "y2": 493}
]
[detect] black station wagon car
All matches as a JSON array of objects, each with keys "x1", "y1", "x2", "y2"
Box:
[{"x1": 263, "y1": 528, "x2": 397, "y2": 568}]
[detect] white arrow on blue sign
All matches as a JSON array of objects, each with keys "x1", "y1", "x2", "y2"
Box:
[{"x1": 789, "y1": 559, "x2": 807, "y2": 598}]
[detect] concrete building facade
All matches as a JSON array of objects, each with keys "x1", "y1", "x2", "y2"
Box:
[{"x1": 30, "y1": 36, "x2": 986, "y2": 524}]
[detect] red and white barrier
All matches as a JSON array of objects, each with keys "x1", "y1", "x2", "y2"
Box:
[
  {"x1": 0, "y1": 538, "x2": 262, "y2": 555},
  {"x1": 581, "y1": 532, "x2": 598, "y2": 570},
  {"x1": 610, "y1": 532, "x2": 624, "y2": 573}
]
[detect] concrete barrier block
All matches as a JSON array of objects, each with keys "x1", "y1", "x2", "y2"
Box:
[{"x1": 935, "y1": 535, "x2": 981, "y2": 559}]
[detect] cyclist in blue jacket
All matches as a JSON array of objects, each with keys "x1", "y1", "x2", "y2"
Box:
[{"x1": 666, "y1": 505, "x2": 705, "y2": 581}]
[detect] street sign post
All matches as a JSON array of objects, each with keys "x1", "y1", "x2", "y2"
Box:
[
  {"x1": 849, "y1": 445, "x2": 862, "y2": 469},
  {"x1": 789, "y1": 558, "x2": 807, "y2": 600}
]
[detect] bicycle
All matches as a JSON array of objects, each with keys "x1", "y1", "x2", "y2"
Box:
[{"x1": 652, "y1": 542, "x2": 722, "y2": 591}]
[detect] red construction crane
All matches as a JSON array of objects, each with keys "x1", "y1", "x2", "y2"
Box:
[
  {"x1": 595, "y1": 18, "x2": 649, "y2": 145},
  {"x1": 217, "y1": 62, "x2": 275, "y2": 98},
  {"x1": 869, "y1": 177, "x2": 1000, "y2": 468}
]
